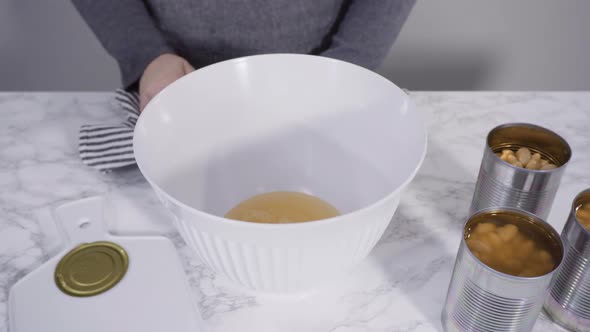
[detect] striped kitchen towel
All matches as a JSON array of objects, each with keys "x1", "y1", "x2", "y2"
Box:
[{"x1": 79, "y1": 89, "x2": 139, "y2": 172}]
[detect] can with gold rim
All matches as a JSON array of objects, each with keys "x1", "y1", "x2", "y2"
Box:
[
  {"x1": 442, "y1": 208, "x2": 563, "y2": 332},
  {"x1": 469, "y1": 123, "x2": 572, "y2": 219},
  {"x1": 545, "y1": 189, "x2": 590, "y2": 332}
]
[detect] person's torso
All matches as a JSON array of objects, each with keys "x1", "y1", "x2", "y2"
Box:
[{"x1": 146, "y1": 0, "x2": 346, "y2": 68}]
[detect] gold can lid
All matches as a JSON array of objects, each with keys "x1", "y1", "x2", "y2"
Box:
[{"x1": 55, "y1": 241, "x2": 129, "y2": 297}]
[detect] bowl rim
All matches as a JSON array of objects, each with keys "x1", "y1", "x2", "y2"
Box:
[{"x1": 133, "y1": 53, "x2": 428, "y2": 229}]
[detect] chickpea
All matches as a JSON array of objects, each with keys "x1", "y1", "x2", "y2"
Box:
[
  {"x1": 480, "y1": 256, "x2": 496, "y2": 269},
  {"x1": 500, "y1": 150, "x2": 514, "y2": 161},
  {"x1": 486, "y1": 232, "x2": 503, "y2": 248},
  {"x1": 540, "y1": 163, "x2": 557, "y2": 170},
  {"x1": 494, "y1": 245, "x2": 512, "y2": 262},
  {"x1": 527, "y1": 265, "x2": 547, "y2": 277},
  {"x1": 578, "y1": 209, "x2": 590, "y2": 218},
  {"x1": 580, "y1": 205, "x2": 590, "y2": 224},
  {"x1": 510, "y1": 231, "x2": 525, "y2": 245},
  {"x1": 516, "y1": 147, "x2": 532, "y2": 165},
  {"x1": 541, "y1": 261, "x2": 555, "y2": 274},
  {"x1": 473, "y1": 251, "x2": 483, "y2": 260},
  {"x1": 474, "y1": 222, "x2": 496, "y2": 234},
  {"x1": 525, "y1": 159, "x2": 539, "y2": 170},
  {"x1": 497, "y1": 224, "x2": 518, "y2": 242},
  {"x1": 515, "y1": 240, "x2": 535, "y2": 260},
  {"x1": 467, "y1": 238, "x2": 492, "y2": 255},
  {"x1": 537, "y1": 250, "x2": 552, "y2": 264},
  {"x1": 505, "y1": 259, "x2": 524, "y2": 274},
  {"x1": 497, "y1": 147, "x2": 557, "y2": 170},
  {"x1": 506, "y1": 154, "x2": 519, "y2": 165},
  {"x1": 519, "y1": 269, "x2": 537, "y2": 277},
  {"x1": 578, "y1": 206, "x2": 590, "y2": 229},
  {"x1": 466, "y1": 220, "x2": 557, "y2": 277}
]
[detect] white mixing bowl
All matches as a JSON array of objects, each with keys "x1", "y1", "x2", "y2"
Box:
[{"x1": 134, "y1": 54, "x2": 427, "y2": 292}]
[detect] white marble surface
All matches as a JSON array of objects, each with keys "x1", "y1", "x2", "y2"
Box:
[{"x1": 1, "y1": 92, "x2": 589, "y2": 332}]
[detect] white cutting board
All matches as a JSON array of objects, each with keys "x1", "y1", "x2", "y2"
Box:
[{"x1": 8, "y1": 196, "x2": 204, "y2": 332}]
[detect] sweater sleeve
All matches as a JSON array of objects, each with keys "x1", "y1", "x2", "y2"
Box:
[
  {"x1": 72, "y1": 0, "x2": 174, "y2": 88},
  {"x1": 320, "y1": 0, "x2": 416, "y2": 70}
]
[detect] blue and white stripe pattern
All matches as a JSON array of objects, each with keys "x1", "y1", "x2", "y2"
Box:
[{"x1": 79, "y1": 89, "x2": 139, "y2": 171}]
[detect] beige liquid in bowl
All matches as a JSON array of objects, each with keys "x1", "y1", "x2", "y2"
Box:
[{"x1": 225, "y1": 191, "x2": 340, "y2": 224}]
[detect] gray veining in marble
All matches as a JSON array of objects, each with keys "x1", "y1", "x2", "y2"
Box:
[{"x1": 1, "y1": 92, "x2": 589, "y2": 331}]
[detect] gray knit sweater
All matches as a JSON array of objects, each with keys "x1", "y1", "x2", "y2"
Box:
[{"x1": 72, "y1": 0, "x2": 415, "y2": 88}]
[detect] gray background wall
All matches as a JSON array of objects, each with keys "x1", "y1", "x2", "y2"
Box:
[{"x1": 1, "y1": 0, "x2": 589, "y2": 91}]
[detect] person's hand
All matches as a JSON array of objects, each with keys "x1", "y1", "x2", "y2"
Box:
[{"x1": 139, "y1": 53, "x2": 194, "y2": 111}]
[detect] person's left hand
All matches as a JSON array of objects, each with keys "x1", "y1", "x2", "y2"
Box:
[{"x1": 139, "y1": 53, "x2": 194, "y2": 111}]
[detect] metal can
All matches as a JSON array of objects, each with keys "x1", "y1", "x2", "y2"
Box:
[
  {"x1": 442, "y1": 208, "x2": 564, "y2": 332},
  {"x1": 469, "y1": 123, "x2": 572, "y2": 219},
  {"x1": 545, "y1": 189, "x2": 590, "y2": 332}
]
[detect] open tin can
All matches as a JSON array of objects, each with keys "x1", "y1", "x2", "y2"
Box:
[
  {"x1": 545, "y1": 189, "x2": 590, "y2": 332},
  {"x1": 469, "y1": 123, "x2": 572, "y2": 219},
  {"x1": 442, "y1": 208, "x2": 564, "y2": 332}
]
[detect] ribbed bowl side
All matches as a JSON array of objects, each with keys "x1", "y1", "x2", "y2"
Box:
[{"x1": 172, "y1": 203, "x2": 396, "y2": 292}]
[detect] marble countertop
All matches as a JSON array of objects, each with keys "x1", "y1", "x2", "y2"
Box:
[{"x1": 1, "y1": 92, "x2": 589, "y2": 332}]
